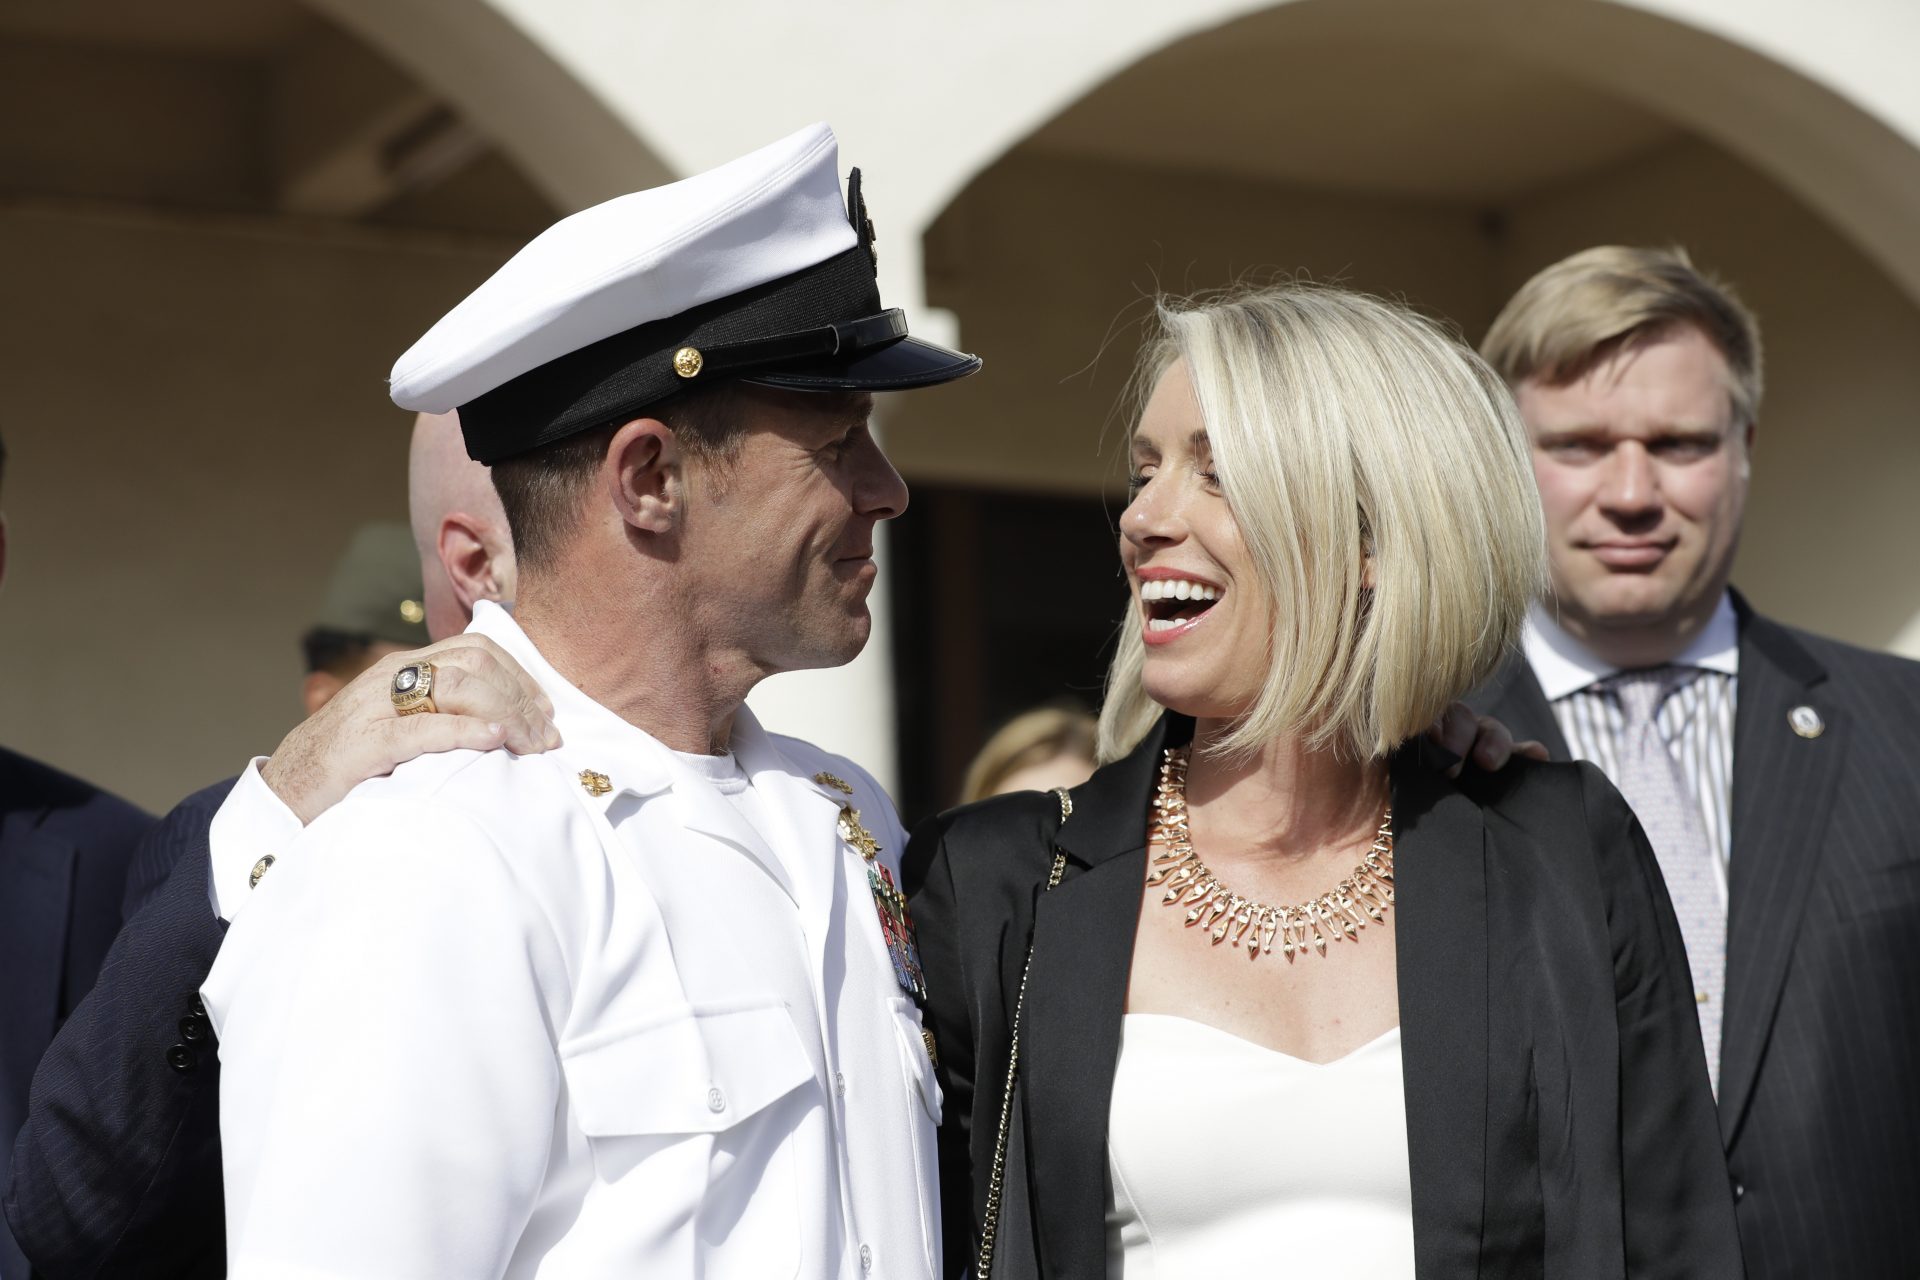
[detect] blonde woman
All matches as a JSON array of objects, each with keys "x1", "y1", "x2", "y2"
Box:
[
  {"x1": 961, "y1": 707, "x2": 1100, "y2": 804},
  {"x1": 908, "y1": 285, "x2": 1741, "y2": 1277}
]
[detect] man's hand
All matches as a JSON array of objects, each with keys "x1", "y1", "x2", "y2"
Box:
[
  {"x1": 1427, "y1": 701, "x2": 1549, "y2": 778},
  {"x1": 261, "y1": 635, "x2": 559, "y2": 824}
]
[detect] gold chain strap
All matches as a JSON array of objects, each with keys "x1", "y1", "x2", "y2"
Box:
[{"x1": 976, "y1": 787, "x2": 1072, "y2": 1279}]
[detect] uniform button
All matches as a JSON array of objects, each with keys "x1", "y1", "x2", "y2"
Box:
[
  {"x1": 1732, "y1": 1180, "x2": 1746, "y2": 1203},
  {"x1": 860, "y1": 1243, "x2": 872, "y2": 1272},
  {"x1": 835, "y1": 1072, "x2": 846, "y2": 1097},
  {"x1": 178, "y1": 1016, "x2": 209, "y2": 1043},
  {"x1": 189, "y1": 994, "x2": 206, "y2": 1016},
  {"x1": 707, "y1": 1086, "x2": 726, "y2": 1113},
  {"x1": 166, "y1": 1044, "x2": 196, "y2": 1073}
]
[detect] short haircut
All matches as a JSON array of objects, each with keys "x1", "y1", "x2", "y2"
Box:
[
  {"x1": 1097, "y1": 284, "x2": 1547, "y2": 764},
  {"x1": 490, "y1": 383, "x2": 747, "y2": 572},
  {"x1": 961, "y1": 706, "x2": 1098, "y2": 805},
  {"x1": 1481, "y1": 245, "x2": 1763, "y2": 426}
]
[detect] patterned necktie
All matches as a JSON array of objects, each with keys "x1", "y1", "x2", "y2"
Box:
[{"x1": 1604, "y1": 667, "x2": 1726, "y2": 1095}]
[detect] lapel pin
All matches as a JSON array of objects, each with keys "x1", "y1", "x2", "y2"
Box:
[
  {"x1": 814, "y1": 771, "x2": 855, "y2": 795},
  {"x1": 578, "y1": 769, "x2": 613, "y2": 797},
  {"x1": 249, "y1": 854, "x2": 275, "y2": 889},
  {"x1": 1788, "y1": 706, "x2": 1825, "y2": 739}
]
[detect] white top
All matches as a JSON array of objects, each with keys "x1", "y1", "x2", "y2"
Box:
[
  {"x1": 202, "y1": 601, "x2": 942, "y2": 1280},
  {"x1": 1106, "y1": 1015, "x2": 1414, "y2": 1279}
]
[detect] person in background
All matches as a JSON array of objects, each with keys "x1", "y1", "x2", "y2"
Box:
[
  {"x1": 961, "y1": 706, "x2": 1099, "y2": 803},
  {"x1": 1470, "y1": 244, "x2": 1920, "y2": 1279},
  {"x1": 4, "y1": 412, "x2": 550, "y2": 1279},
  {"x1": 0, "y1": 429, "x2": 155, "y2": 1280},
  {"x1": 297, "y1": 522, "x2": 431, "y2": 715},
  {"x1": 912, "y1": 284, "x2": 1742, "y2": 1278}
]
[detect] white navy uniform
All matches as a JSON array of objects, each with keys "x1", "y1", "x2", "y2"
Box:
[{"x1": 201, "y1": 601, "x2": 942, "y2": 1278}]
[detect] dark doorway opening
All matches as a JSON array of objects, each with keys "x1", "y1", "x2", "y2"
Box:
[{"x1": 888, "y1": 484, "x2": 1127, "y2": 826}]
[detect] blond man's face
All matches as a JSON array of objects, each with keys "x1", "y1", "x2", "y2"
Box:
[{"x1": 1516, "y1": 324, "x2": 1752, "y2": 653}]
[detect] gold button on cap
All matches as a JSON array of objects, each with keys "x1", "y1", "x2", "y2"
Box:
[
  {"x1": 672, "y1": 346, "x2": 703, "y2": 378},
  {"x1": 1788, "y1": 706, "x2": 1825, "y2": 739}
]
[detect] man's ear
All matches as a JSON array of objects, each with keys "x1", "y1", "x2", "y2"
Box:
[
  {"x1": 438, "y1": 513, "x2": 511, "y2": 613},
  {"x1": 608, "y1": 418, "x2": 680, "y2": 535}
]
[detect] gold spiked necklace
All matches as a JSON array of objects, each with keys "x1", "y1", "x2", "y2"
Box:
[{"x1": 1146, "y1": 746, "x2": 1395, "y2": 961}]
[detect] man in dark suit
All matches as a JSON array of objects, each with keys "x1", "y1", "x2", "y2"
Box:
[
  {"x1": 4, "y1": 412, "x2": 550, "y2": 1278},
  {"x1": 1471, "y1": 245, "x2": 1920, "y2": 1278},
  {"x1": 0, "y1": 749, "x2": 151, "y2": 1280},
  {"x1": 0, "y1": 431, "x2": 157, "y2": 1280}
]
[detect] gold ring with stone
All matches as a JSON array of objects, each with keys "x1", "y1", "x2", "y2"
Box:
[{"x1": 390, "y1": 660, "x2": 438, "y2": 716}]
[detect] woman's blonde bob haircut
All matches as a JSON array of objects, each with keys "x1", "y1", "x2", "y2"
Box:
[{"x1": 1097, "y1": 284, "x2": 1547, "y2": 764}]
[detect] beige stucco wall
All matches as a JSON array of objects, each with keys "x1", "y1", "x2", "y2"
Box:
[
  {"x1": 0, "y1": 204, "x2": 512, "y2": 811},
  {"x1": 901, "y1": 151, "x2": 1502, "y2": 495}
]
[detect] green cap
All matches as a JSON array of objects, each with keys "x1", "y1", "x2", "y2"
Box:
[{"x1": 314, "y1": 521, "x2": 430, "y2": 648}]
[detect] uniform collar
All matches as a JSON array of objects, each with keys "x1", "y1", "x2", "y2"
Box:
[
  {"x1": 466, "y1": 600, "x2": 678, "y2": 803},
  {"x1": 1523, "y1": 591, "x2": 1739, "y2": 702}
]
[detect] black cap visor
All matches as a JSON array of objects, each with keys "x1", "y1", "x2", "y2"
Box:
[{"x1": 745, "y1": 330, "x2": 980, "y2": 393}]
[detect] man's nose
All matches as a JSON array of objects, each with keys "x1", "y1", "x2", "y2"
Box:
[
  {"x1": 854, "y1": 440, "x2": 910, "y2": 521},
  {"x1": 1597, "y1": 442, "x2": 1662, "y2": 520}
]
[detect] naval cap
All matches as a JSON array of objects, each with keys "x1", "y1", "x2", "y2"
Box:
[{"x1": 389, "y1": 123, "x2": 980, "y2": 464}]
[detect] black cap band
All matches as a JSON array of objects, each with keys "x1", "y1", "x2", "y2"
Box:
[{"x1": 458, "y1": 243, "x2": 882, "y2": 465}]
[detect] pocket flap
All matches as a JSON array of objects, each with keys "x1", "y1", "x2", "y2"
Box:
[
  {"x1": 890, "y1": 998, "x2": 943, "y2": 1124},
  {"x1": 562, "y1": 1001, "x2": 814, "y2": 1137}
]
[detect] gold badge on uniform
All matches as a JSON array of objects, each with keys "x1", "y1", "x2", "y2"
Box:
[{"x1": 836, "y1": 803, "x2": 928, "y2": 1003}]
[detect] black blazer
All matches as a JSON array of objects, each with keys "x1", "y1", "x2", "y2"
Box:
[
  {"x1": 5, "y1": 778, "x2": 232, "y2": 1280},
  {"x1": 908, "y1": 715, "x2": 1743, "y2": 1279},
  {"x1": 1470, "y1": 596, "x2": 1920, "y2": 1280},
  {"x1": 0, "y1": 748, "x2": 151, "y2": 1280}
]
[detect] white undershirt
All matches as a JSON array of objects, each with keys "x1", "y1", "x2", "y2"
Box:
[
  {"x1": 1106, "y1": 1014, "x2": 1415, "y2": 1278},
  {"x1": 671, "y1": 747, "x2": 768, "y2": 826}
]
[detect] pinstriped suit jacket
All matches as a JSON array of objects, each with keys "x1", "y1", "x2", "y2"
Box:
[
  {"x1": 1470, "y1": 594, "x2": 1920, "y2": 1280},
  {"x1": 0, "y1": 749, "x2": 151, "y2": 1280},
  {"x1": 4, "y1": 778, "x2": 232, "y2": 1280}
]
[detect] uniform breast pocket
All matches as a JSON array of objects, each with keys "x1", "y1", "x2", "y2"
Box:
[
  {"x1": 562, "y1": 999, "x2": 815, "y2": 1280},
  {"x1": 888, "y1": 996, "x2": 943, "y2": 1275}
]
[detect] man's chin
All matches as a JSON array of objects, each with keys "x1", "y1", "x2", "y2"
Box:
[{"x1": 1563, "y1": 579, "x2": 1690, "y2": 632}]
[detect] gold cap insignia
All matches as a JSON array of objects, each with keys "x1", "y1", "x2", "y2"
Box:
[
  {"x1": 578, "y1": 769, "x2": 613, "y2": 797},
  {"x1": 672, "y1": 346, "x2": 704, "y2": 378},
  {"x1": 399, "y1": 598, "x2": 425, "y2": 625},
  {"x1": 814, "y1": 771, "x2": 855, "y2": 795},
  {"x1": 837, "y1": 805, "x2": 882, "y2": 860},
  {"x1": 249, "y1": 854, "x2": 276, "y2": 890}
]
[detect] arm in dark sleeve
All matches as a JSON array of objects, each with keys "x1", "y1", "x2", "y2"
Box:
[
  {"x1": 6, "y1": 781, "x2": 232, "y2": 1279},
  {"x1": 906, "y1": 813, "x2": 978, "y2": 1280},
  {"x1": 1581, "y1": 765, "x2": 1745, "y2": 1279}
]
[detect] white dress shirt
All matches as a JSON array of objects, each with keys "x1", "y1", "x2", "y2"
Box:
[
  {"x1": 1523, "y1": 593, "x2": 1740, "y2": 895},
  {"x1": 202, "y1": 601, "x2": 941, "y2": 1279}
]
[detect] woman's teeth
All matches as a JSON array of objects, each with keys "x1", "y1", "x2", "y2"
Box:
[{"x1": 1139, "y1": 579, "x2": 1220, "y2": 603}]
